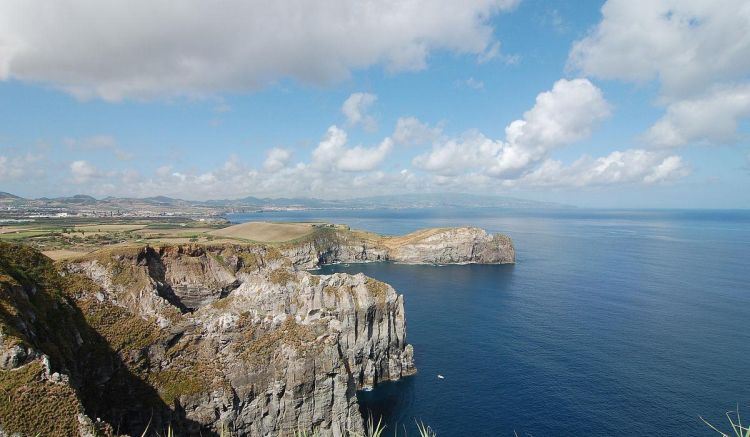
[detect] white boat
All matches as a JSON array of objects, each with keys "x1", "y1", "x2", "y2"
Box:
[{"x1": 437, "y1": 374, "x2": 444, "y2": 379}]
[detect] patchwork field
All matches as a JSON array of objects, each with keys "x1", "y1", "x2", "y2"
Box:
[
  {"x1": 1, "y1": 217, "x2": 458, "y2": 261},
  {"x1": 0, "y1": 217, "x2": 229, "y2": 259}
]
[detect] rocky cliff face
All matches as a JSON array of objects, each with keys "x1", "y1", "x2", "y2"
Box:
[
  {"x1": 279, "y1": 226, "x2": 515, "y2": 269},
  {"x1": 0, "y1": 226, "x2": 514, "y2": 436},
  {"x1": 67, "y1": 244, "x2": 417, "y2": 436},
  {"x1": 1, "y1": 243, "x2": 415, "y2": 436},
  {"x1": 385, "y1": 227, "x2": 515, "y2": 265}
]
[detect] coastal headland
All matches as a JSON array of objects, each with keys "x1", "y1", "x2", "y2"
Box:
[{"x1": 0, "y1": 223, "x2": 514, "y2": 436}]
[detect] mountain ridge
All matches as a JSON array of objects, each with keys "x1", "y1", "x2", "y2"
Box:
[{"x1": 0, "y1": 191, "x2": 572, "y2": 210}]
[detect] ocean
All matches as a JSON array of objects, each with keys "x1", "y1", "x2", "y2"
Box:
[{"x1": 227, "y1": 208, "x2": 750, "y2": 436}]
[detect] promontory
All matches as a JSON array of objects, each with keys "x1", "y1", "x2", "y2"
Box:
[{"x1": 0, "y1": 223, "x2": 515, "y2": 436}]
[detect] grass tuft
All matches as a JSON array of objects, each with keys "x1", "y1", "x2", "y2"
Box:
[{"x1": 702, "y1": 406, "x2": 750, "y2": 437}]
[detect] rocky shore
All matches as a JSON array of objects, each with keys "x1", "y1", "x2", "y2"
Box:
[{"x1": 0, "y1": 226, "x2": 514, "y2": 436}]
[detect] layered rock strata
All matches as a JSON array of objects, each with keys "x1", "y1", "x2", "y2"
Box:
[
  {"x1": 278, "y1": 226, "x2": 516, "y2": 268},
  {"x1": 0, "y1": 226, "x2": 514, "y2": 436}
]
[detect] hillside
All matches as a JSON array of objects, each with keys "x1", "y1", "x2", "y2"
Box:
[{"x1": 0, "y1": 226, "x2": 514, "y2": 435}]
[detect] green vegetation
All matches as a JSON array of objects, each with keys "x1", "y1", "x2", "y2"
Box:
[
  {"x1": 269, "y1": 268, "x2": 295, "y2": 285},
  {"x1": 241, "y1": 316, "x2": 320, "y2": 363},
  {"x1": 0, "y1": 361, "x2": 84, "y2": 436},
  {"x1": 365, "y1": 277, "x2": 389, "y2": 302},
  {"x1": 323, "y1": 284, "x2": 342, "y2": 298},
  {"x1": 0, "y1": 242, "x2": 174, "y2": 436},
  {"x1": 703, "y1": 407, "x2": 750, "y2": 437},
  {"x1": 148, "y1": 367, "x2": 209, "y2": 406},
  {"x1": 211, "y1": 295, "x2": 234, "y2": 310},
  {"x1": 0, "y1": 237, "x2": 426, "y2": 435},
  {"x1": 0, "y1": 217, "x2": 229, "y2": 256},
  {"x1": 237, "y1": 250, "x2": 260, "y2": 273},
  {"x1": 76, "y1": 289, "x2": 160, "y2": 353}
]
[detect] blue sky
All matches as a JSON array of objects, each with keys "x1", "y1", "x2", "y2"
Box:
[{"x1": 0, "y1": 0, "x2": 748, "y2": 208}]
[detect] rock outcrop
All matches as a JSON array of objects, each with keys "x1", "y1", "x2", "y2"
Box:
[
  {"x1": 0, "y1": 225, "x2": 514, "y2": 436},
  {"x1": 277, "y1": 226, "x2": 516, "y2": 269}
]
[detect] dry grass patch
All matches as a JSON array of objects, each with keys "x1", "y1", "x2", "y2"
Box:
[
  {"x1": 210, "y1": 222, "x2": 317, "y2": 243},
  {"x1": 42, "y1": 249, "x2": 90, "y2": 260},
  {"x1": 0, "y1": 361, "x2": 85, "y2": 436},
  {"x1": 377, "y1": 228, "x2": 449, "y2": 250},
  {"x1": 269, "y1": 268, "x2": 295, "y2": 285}
]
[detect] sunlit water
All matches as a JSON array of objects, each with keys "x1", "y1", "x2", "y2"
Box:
[{"x1": 228, "y1": 208, "x2": 750, "y2": 436}]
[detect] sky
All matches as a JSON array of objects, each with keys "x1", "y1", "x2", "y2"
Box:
[{"x1": 0, "y1": 0, "x2": 749, "y2": 208}]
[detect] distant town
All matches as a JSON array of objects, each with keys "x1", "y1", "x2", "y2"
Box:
[{"x1": 0, "y1": 191, "x2": 567, "y2": 222}]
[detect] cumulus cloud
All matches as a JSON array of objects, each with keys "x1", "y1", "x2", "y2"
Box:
[
  {"x1": 342, "y1": 93, "x2": 378, "y2": 131},
  {"x1": 569, "y1": 0, "x2": 750, "y2": 147},
  {"x1": 518, "y1": 149, "x2": 688, "y2": 187},
  {"x1": 414, "y1": 78, "x2": 611, "y2": 177},
  {"x1": 312, "y1": 126, "x2": 392, "y2": 172},
  {"x1": 0, "y1": 154, "x2": 43, "y2": 180},
  {"x1": 412, "y1": 131, "x2": 500, "y2": 176},
  {"x1": 70, "y1": 160, "x2": 100, "y2": 183},
  {"x1": 645, "y1": 84, "x2": 750, "y2": 147},
  {"x1": 393, "y1": 117, "x2": 442, "y2": 146},
  {"x1": 568, "y1": 0, "x2": 750, "y2": 98},
  {"x1": 263, "y1": 148, "x2": 292, "y2": 172},
  {"x1": 337, "y1": 139, "x2": 393, "y2": 172},
  {"x1": 0, "y1": 0, "x2": 519, "y2": 100}
]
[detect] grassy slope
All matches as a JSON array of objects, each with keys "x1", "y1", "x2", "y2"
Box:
[{"x1": 0, "y1": 242, "x2": 180, "y2": 435}]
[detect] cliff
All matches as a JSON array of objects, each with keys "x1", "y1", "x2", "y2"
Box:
[
  {"x1": 273, "y1": 225, "x2": 516, "y2": 268},
  {"x1": 0, "y1": 225, "x2": 514, "y2": 436}
]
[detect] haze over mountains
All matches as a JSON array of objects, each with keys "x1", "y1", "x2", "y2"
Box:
[{"x1": 0, "y1": 191, "x2": 569, "y2": 212}]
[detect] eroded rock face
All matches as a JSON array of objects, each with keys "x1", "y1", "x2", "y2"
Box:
[
  {"x1": 65, "y1": 245, "x2": 415, "y2": 436},
  {"x1": 279, "y1": 226, "x2": 516, "y2": 268},
  {"x1": 389, "y1": 227, "x2": 516, "y2": 265},
  {"x1": 1, "y1": 226, "x2": 514, "y2": 436}
]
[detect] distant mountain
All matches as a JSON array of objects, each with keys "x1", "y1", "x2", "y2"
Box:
[
  {"x1": 198, "y1": 193, "x2": 570, "y2": 209},
  {"x1": 143, "y1": 196, "x2": 181, "y2": 205},
  {"x1": 0, "y1": 191, "x2": 23, "y2": 200},
  {"x1": 2, "y1": 192, "x2": 572, "y2": 217},
  {"x1": 341, "y1": 193, "x2": 569, "y2": 209},
  {"x1": 54, "y1": 194, "x2": 98, "y2": 204}
]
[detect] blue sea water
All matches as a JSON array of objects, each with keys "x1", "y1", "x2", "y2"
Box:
[{"x1": 227, "y1": 208, "x2": 750, "y2": 436}]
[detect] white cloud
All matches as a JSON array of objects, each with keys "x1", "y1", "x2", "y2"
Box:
[
  {"x1": 645, "y1": 84, "x2": 750, "y2": 147},
  {"x1": 0, "y1": 153, "x2": 43, "y2": 180},
  {"x1": 155, "y1": 165, "x2": 172, "y2": 178},
  {"x1": 412, "y1": 131, "x2": 501, "y2": 176},
  {"x1": 465, "y1": 77, "x2": 485, "y2": 90},
  {"x1": 518, "y1": 149, "x2": 688, "y2": 188},
  {"x1": 70, "y1": 160, "x2": 99, "y2": 183},
  {"x1": 410, "y1": 79, "x2": 685, "y2": 189},
  {"x1": 263, "y1": 147, "x2": 292, "y2": 172},
  {"x1": 392, "y1": 117, "x2": 442, "y2": 146},
  {"x1": 568, "y1": 0, "x2": 750, "y2": 99},
  {"x1": 64, "y1": 135, "x2": 116, "y2": 150},
  {"x1": 414, "y1": 78, "x2": 611, "y2": 177},
  {"x1": 342, "y1": 93, "x2": 378, "y2": 131},
  {"x1": 312, "y1": 126, "x2": 349, "y2": 165},
  {"x1": 0, "y1": 0, "x2": 519, "y2": 101},
  {"x1": 569, "y1": 0, "x2": 750, "y2": 148},
  {"x1": 476, "y1": 41, "x2": 519, "y2": 65},
  {"x1": 337, "y1": 139, "x2": 393, "y2": 172},
  {"x1": 312, "y1": 126, "x2": 392, "y2": 172},
  {"x1": 503, "y1": 77, "x2": 610, "y2": 149}
]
